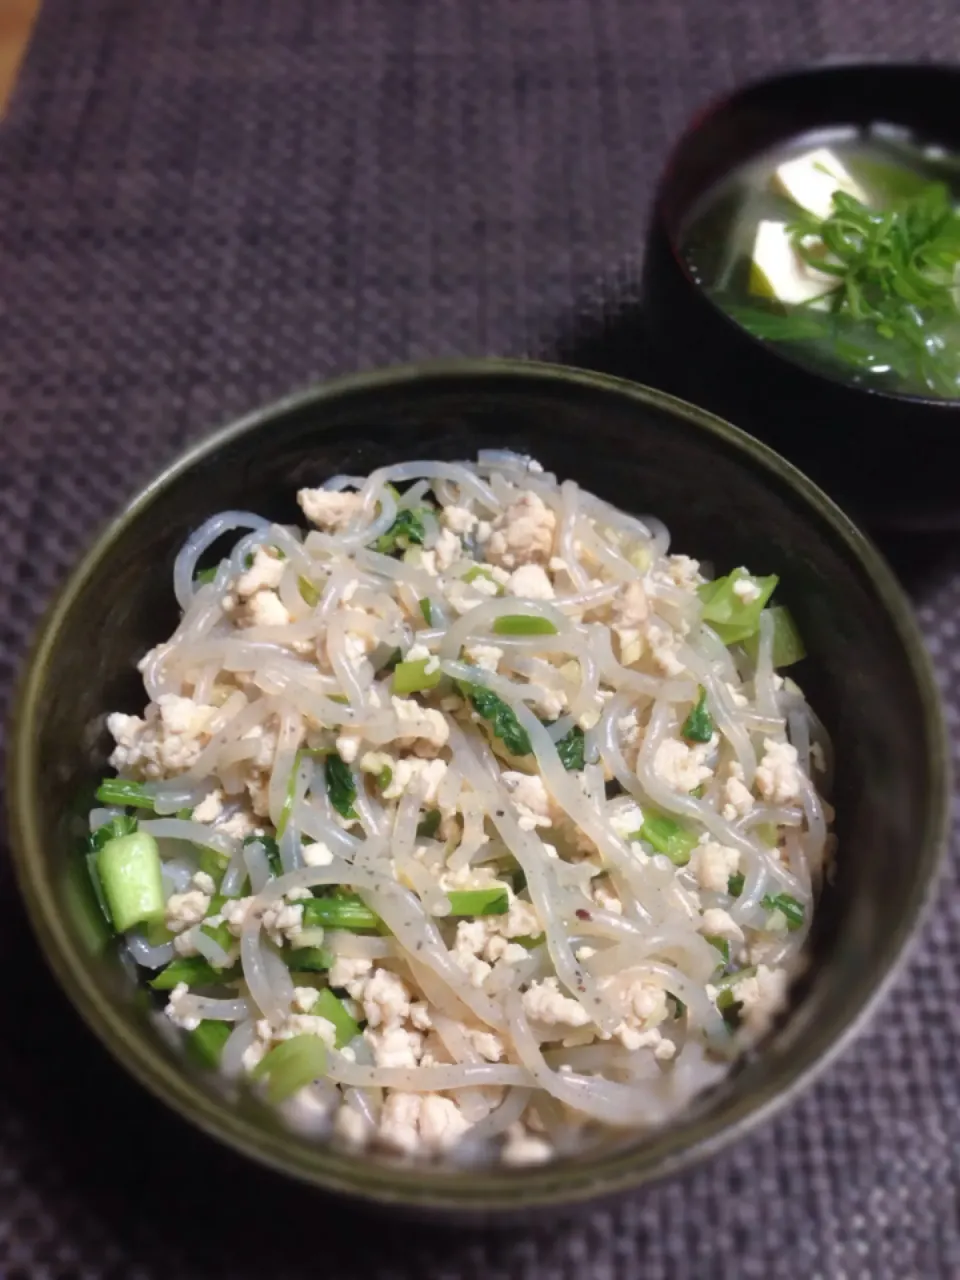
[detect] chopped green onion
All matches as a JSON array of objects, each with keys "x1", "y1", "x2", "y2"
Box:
[
  {"x1": 144, "y1": 918, "x2": 175, "y2": 946},
  {"x1": 251, "y1": 1034, "x2": 328, "y2": 1104},
  {"x1": 284, "y1": 946, "x2": 334, "y2": 973},
  {"x1": 555, "y1": 724, "x2": 585, "y2": 771},
  {"x1": 462, "y1": 565, "x2": 503, "y2": 594},
  {"x1": 186, "y1": 1020, "x2": 233, "y2": 1068},
  {"x1": 456, "y1": 677, "x2": 532, "y2": 757},
  {"x1": 311, "y1": 988, "x2": 361, "y2": 1048},
  {"x1": 302, "y1": 894, "x2": 380, "y2": 931},
  {"x1": 698, "y1": 569, "x2": 779, "y2": 645},
  {"x1": 631, "y1": 813, "x2": 699, "y2": 866},
  {"x1": 681, "y1": 686, "x2": 713, "y2": 743},
  {"x1": 392, "y1": 658, "x2": 442, "y2": 695},
  {"x1": 704, "y1": 935, "x2": 730, "y2": 965},
  {"x1": 419, "y1": 598, "x2": 434, "y2": 625},
  {"x1": 95, "y1": 778, "x2": 157, "y2": 811},
  {"x1": 376, "y1": 765, "x2": 393, "y2": 790},
  {"x1": 491, "y1": 615, "x2": 558, "y2": 637},
  {"x1": 743, "y1": 606, "x2": 807, "y2": 668},
  {"x1": 755, "y1": 823, "x2": 778, "y2": 848},
  {"x1": 446, "y1": 888, "x2": 510, "y2": 916},
  {"x1": 299, "y1": 576, "x2": 320, "y2": 608},
  {"x1": 379, "y1": 647, "x2": 403, "y2": 674},
  {"x1": 194, "y1": 566, "x2": 218, "y2": 586},
  {"x1": 728, "y1": 873, "x2": 745, "y2": 897},
  {"x1": 416, "y1": 809, "x2": 442, "y2": 839},
  {"x1": 760, "y1": 893, "x2": 805, "y2": 931},
  {"x1": 149, "y1": 956, "x2": 236, "y2": 989},
  {"x1": 716, "y1": 986, "x2": 743, "y2": 1028},
  {"x1": 668, "y1": 993, "x2": 687, "y2": 1019},
  {"x1": 325, "y1": 753, "x2": 358, "y2": 820},
  {"x1": 96, "y1": 832, "x2": 165, "y2": 933}
]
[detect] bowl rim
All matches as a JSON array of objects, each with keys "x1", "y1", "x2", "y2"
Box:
[
  {"x1": 7, "y1": 356, "x2": 951, "y2": 1213},
  {"x1": 656, "y1": 58, "x2": 960, "y2": 413}
]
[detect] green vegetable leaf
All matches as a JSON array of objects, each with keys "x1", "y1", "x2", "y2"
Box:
[
  {"x1": 419, "y1": 598, "x2": 434, "y2": 625},
  {"x1": 284, "y1": 946, "x2": 335, "y2": 973},
  {"x1": 698, "y1": 569, "x2": 778, "y2": 645},
  {"x1": 631, "y1": 812, "x2": 699, "y2": 865},
  {"x1": 446, "y1": 888, "x2": 510, "y2": 916},
  {"x1": 299, "y1": 576, "x2": 320, "y2": 607},
  {"x1": 311, "y1": 988, "x2": 361, "y2": 1048},
  {"x1": 150, "y1": 956, "x2": 237, "y2": 988},
  {"x1": 186, "y1": 1020, "x2": 233, "y2": 1068},
  {"x1": 760, "y1": 892, "x2": 805, "y2": 930},
  {"x1": 374, "y1": 508, "x2": 429, "y2": 556},
  {"x1": 457, "y1": 677, "x2": 532, "y2": 757},
  {"x1": 462, "y1": 565, "x2": 503, "y2": 594},
  {"x1": 743, "y1": 606, "x2": 807, "y2": 668},
  {"x1": 727, "y1": 873, "x2": 745, "y2": 897},
  {"x1": 704, "y1": 935, "x2": 731, "y2": 965},
  {"x1": 251, "y1": 1034, "x2": 328, "y2": 1103},
  {"x1": 393, "y1": 658, "x2": 442, "y2": 696},
  {"x1": 555, "y1": 723, "x2": 585, "y2": 771},
  {"x1": 194, "y1": 566, "x2": 219, "y2": 586},
  {"x1": 416, "y1": 809, "x2": 442, "y2": 839},
  {"x1": 682, "y1": 686, "x2": 714, "y2": 743},
  {"x1": 325, "y1": 752, "x2": 358, "y2": 820}
]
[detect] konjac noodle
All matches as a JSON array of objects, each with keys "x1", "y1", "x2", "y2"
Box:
[
  {"x1": 682, "y1": 125, "x2": 960, "y2": 399},
  {"x1": 86, "y1": 453, "x2": 833, "y2": 1165}
]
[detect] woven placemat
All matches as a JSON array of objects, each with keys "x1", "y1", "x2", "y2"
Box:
[{"x1": 2, "y1": 2, "x2": 959, "y2": 1276}]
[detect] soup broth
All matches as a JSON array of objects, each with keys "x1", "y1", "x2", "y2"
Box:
[{"x1": 682, "y1": 128, "x2": 960, "y2": 400}]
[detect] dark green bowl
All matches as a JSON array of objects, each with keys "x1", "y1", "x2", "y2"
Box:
[{"x1": 7, "y1": 359, "x2": 949, "y2": 1218}]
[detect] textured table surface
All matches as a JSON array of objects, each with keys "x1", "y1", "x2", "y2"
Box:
[{"x1": 2, "y1": 2, "x2": 959, "y2": 1276}]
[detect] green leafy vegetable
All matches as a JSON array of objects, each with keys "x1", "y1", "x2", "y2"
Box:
[
  {"x1": 374, "y1": 507, "x2": 429, "y2": 556},
  {"x1": 668, "y1": 994, "x2": 687, "y2": 1019},
  {"x1": 285, "y1": 946, "x2": 335, "y2": 972},
  {"x1": 491, "y1": 615, "x2": 558, "y2": 637},
  {"x1": 682, "y1": 686, "x2": 713, "y2": 743},
  {"x1": 704, "y1": 935, "x2": 731, "y2": 965},
  {"x1": 555, "y1": 723, "x2": 585, "y2": 771},
  {"x1": 325, "y1": 753, "x2": 358, "y2": 821},
  {"x1": 743, "y1": 606, "x2": 807, "y2": 668},
  {"x1": 311, "y1": 988, "x2": 361, "y2": 1047},
  {"x1": 376, "y1": 765, "x2": 393, "y2": 790},
  {"x1": 94, "y1": 778, "x2": 157, "y2": 811},
  {"x1": 194, "y1": 566, "x2": 218, "y2": 586},
  {"x1": 302, "y1": 894, "x2": 380, "y2": 931},
  {"x1": 150, "y1": 956, "x2": 237, "y2": 989},
  {"x1": 419, "y1": 598, "x2": 434, "y2": 625},
  {"x1": 392, "y1": 658, "x2": 442, "y2": 695},
  {"x1": 760, "y1": 892, "x2": 805, "y2": 931},
  {"x1": 698, "y1": 570, "x2": 779, "y2": 645},
  {"x1": 512, "y1": 933, "x2": 544, "y2": 950},
  {"x1": 200, "y1": 919, "x2": 234, "y2": 952},
  {"x1": 299, "y1": 576, "x2": 320, "y2": 607},
  {"x1": 197, "y1": 845, "x2": 228, "y2": 885},
  {"x1": 462, "y1": 565, "x2": 503, "y2": 594},
  {"x1": 186, "y1": 1020, "x2": 233, "y2": 1068},
  {"x1": 251, "y1": 1034, "x2": 328, "y2": 1103},
  {"x1": 244, "y1": 832, "x2": 283, "y2": 878},
  {"x1": 631, "y1": 812, "x2": 699, "y2": 866},
  {"x1": 457, "y1": 678, "x2": 532, "y2": 757},
  {"x1": 416, "y1": 809, "x2": 442, "y2": 839},
  {"x1": 446, "y1": 888, "x2": 510, "y2": 916},
  {"x1": 727, "y1": 873, "x2": 745, "y2": 897}
]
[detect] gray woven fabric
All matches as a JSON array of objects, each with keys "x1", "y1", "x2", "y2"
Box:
[{"x1": 1, "y1": 2, "x2": 959, "y2": 1276}]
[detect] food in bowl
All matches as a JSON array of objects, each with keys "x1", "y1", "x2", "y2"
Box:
[
  {"x1": 87, "y1": 451, "x2": 832, "y2": 1165},
  {"x1": 681, "y1": 127, "x2": 960, "y2": 399}
]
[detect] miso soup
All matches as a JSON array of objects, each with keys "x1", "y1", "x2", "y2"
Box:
[{"x1": 681, "y1": 128, "x2": 960, "y2": 400}]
